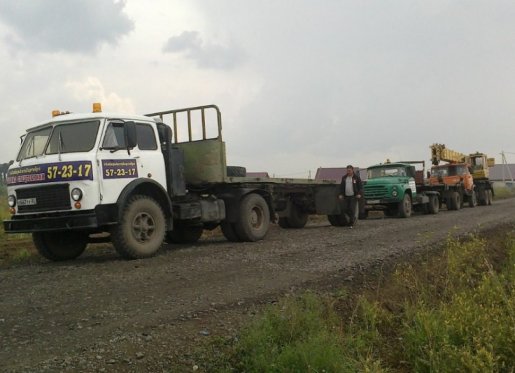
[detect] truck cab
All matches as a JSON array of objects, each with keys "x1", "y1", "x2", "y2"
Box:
[
  {"x1": 428, "y1": 163, "x2": 476, "y2": 209},
  {"x1": 4, "y1": 103, "x2": 346, "y2": 261},
  {"x1": 429, "y1": 163, "x2": 473, "y2": 191},
  {"x1": 364, "y1": 162, "x2": 439, "y2": 218},
  {"x1": 4, "y1": 105, "x2": 179, "y2": 260}
]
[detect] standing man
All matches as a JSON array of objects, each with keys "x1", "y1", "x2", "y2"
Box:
[{"x1": 339, "y1": 165, "x2": 363, "y2": 228}]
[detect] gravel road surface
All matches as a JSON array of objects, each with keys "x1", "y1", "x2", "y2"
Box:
[{"x1": 1, "y1": 198, "x2": 514, "y2": 372}]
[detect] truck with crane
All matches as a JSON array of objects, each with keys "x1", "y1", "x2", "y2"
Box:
[
  {"x1": 427, "y1": 144, "x2": 495, "y2": 209},
  {"x1": 3, "y1": 104, "x2": 350, "y2": 261}
]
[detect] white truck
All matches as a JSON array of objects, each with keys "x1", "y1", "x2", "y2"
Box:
[{"x1": 4, "y1": 104, "x2": 348, "y2": 260}]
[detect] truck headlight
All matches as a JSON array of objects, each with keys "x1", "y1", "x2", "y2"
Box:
[
  {"x1": 392, "y1": 190, "x2": 398, "y2": 197},
  {"x1": 7, "y1": 195, "x2": 16, "y2": 207},
  {"x1": 71, "y1": 188, "x2": 83, "y2": 201}
]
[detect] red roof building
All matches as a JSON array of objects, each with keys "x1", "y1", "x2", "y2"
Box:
[{"x1": 315, "y1": 167, "x2": 367, "y2": 182}]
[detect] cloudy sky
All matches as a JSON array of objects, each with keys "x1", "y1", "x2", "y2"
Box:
[{"x1": 0, "y1": 0, "x2": 514, "y2": 177}]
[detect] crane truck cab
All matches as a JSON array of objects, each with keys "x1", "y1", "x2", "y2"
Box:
[{"x1": 428, "y1": 163, "x2": 475, "y2": 209}]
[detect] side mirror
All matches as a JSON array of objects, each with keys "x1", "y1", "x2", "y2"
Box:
[{"x1": 124, "y1": 121, "x2": 137, "y2": 149}]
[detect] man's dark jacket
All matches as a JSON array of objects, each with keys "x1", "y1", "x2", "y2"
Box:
[{"x1": 339, "y1": 173, "x2": 363, "y2": 196}]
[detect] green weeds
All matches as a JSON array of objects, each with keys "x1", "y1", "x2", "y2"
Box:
[
  {"x1": 494, "y1": 185, "x2": 515, "y2": 200},
  {"x1": 200, "y1": 232, "x2": 515, "y2": 372}
]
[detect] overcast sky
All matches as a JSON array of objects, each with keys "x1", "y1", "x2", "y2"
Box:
[{"x1": 0, "y1": 0, "x2": 514, "y2": 177}]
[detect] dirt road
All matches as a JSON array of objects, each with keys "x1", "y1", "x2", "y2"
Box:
[{"x1": 1, "y1": 198, "x2": 514, "y2": 372}]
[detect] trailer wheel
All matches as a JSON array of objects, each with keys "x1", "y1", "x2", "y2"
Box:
[
  {"x1": 449, "y1": 192, "x2": 461, "y2": 211},
  {"x1": 166, "y1": 226, "x2": 203, "y2": 244},
  {"x1": 278, "y1": 217, "x2": 291, "y2": 228},
  {"x1": 111, "y1": 195, "x2": 166, "y2": 259},
  {"x1": 234, "y1": 193, "x2": 270, "y2": 241},
  {"x1": 468, "y1": 191, "x2": 477, "y2": 208},
  {"x1": 280, "y1": 204, "x2": 308, "y2": 229},
  {"x1": 33, "y1": 231, "x2": 88, "y2": 261},
  {"x1": 398, "y1": 194, "x2": 412, "y2": 218},
  {"x1": 327, "y1": 214, "x2": 349, "y2": 226},
  {"x1": 427, "y1": 195, "x2": 439, "y2": 214},
  {"x1": 221, "y1": 221, "x2": 242, "y2": 242}
]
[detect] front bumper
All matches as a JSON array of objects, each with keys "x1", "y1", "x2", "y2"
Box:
[
  {"x1": 365, "y1": 197, "x2": 399, "y2": 210},
  {"x1": 3, "y1": 205, "x2": 118, "y2": 233}
]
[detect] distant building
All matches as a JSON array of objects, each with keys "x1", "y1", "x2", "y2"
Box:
[
  {"x1": 247, "y1": 172, "x2": 270, "y2": 178},
  {"x1": 488, "y1": 164, "x2": 515, "y2": 182},
  {"x1": 315, "y1": 167, "x2": 367, "y2": 182}
]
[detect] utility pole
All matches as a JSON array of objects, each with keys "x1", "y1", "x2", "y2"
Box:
[{"x1": 500, "y1": 151, "x2": 514, "y2": 183}]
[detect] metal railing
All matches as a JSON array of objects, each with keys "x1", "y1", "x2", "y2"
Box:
[{"x1": 146, "y1": 105, "x2": 222, "y2": 143}]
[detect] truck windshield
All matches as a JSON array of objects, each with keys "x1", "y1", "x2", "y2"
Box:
[
  {"x1": 17, "y1": 121, "x2": 100, "y2": 161},
  {"x1": 17, "y1": 127, "x2": 52, "y2": 161},
  {"x1": 368, "y1": 167, "x2": 407, "y2": 179},
  {"x1": 431, "y1": 166, "x2": 467, "y2": 177}
]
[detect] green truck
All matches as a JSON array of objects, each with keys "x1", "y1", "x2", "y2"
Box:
[{"x1": 363, "y1": 161, "x2": 440, "y2": 218}]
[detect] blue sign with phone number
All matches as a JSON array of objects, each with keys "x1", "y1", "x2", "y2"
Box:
[
  {"x1": 7, "y1": 161, "x2": 94, "y2": 186},
  {"x1": 102, "y1": 159, "x2": 138, "y2": 179}
]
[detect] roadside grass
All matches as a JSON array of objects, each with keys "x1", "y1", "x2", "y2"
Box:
[
  {"x1": 0, "y1": 184, "x2": 34, "y2": 266},
  {"x1": 0, "y1": 183, "x2": 11, "y2": 238},
  {"x1": 494, "y1": 185, "x2": 515, "y2": 200},
  {"x1": 195, "y1": 230, "x2": 515, "y2": 372}
]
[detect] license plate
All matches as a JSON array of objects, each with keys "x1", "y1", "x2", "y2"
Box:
[
  {"x1": 17, "y1": 198, "x2": 37, "y2": 206},
  {"x1": 367, "y1": 199, "x2": 380, "y2": 204}
]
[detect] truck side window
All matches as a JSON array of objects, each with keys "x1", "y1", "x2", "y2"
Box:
[
  {"x1": 102, "y1": 124, "x2": 126, "y2": 148},
  {"x1": 136, "y1": 123, "x2": 157, "y2": 150}
]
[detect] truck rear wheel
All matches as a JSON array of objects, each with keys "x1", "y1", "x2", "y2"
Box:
[
  {"x1": 449, "y1": 192, "x2": 461, "y2": 211},
  {"x1": 111, "y1": 195, "x2": 166, "y2": 259},
  {"x1": 468, "y1": 191, "x2": 477, "y2": 208},
  {"x1": 33, "y1": 231, "x2": 88, "y2": 261},
  {"x1": 427, "y1": 195, "x2": 439, "y2": 214},
  {"x1": 398, "y1": 194, "x2": 412, "y2": 218},
  {"x1": 234, "y1": 193, "x2": 270, "y2": 241},
  {"x1": 221, "y1": 221, "x2": 242, "y2": 242},
  {"x1": 166, "y1": 226, "x2": 203, "y2": 244}
]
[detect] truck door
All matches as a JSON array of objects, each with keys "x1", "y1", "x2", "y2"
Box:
[{"x1": 96, "y1": 120, "x2": 166, "y2": 204}]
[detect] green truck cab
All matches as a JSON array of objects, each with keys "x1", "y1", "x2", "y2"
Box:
[{"x1": 364, "y1": 162, "x2": 439, "y2": 218}]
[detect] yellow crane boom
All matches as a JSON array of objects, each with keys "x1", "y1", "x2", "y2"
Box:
[
  {"x1": 430, "y1": 143, "x2": 466, "y2": 164},
  {"x1": 429, "y1": 143, "x2": 495, "y2": 179}
]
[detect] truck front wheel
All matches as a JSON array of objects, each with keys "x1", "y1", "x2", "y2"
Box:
[
  {"x1": 234, "y1": 193, "x2": 270, "y2": 241},
  {"x1": 398, "y1": 194, "x2": 412, "y2": 218},
  {"x1": 111, "y1": 195, "x2": 166, "y2": 259},
  {"x1": 33, "y1": 231, "x2": 88, "y2": 261}
]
